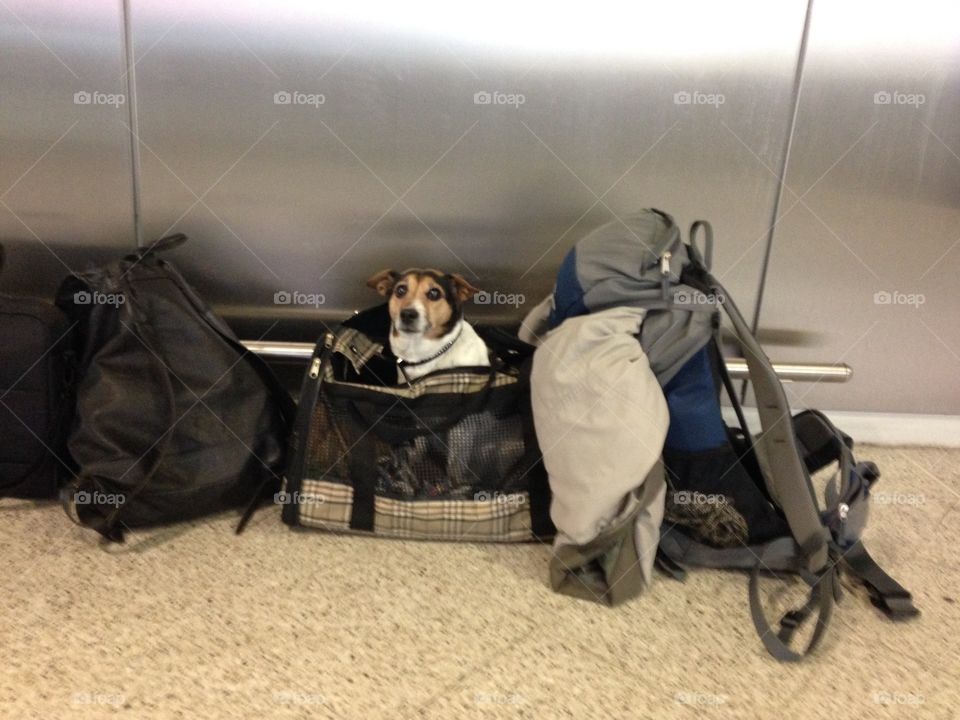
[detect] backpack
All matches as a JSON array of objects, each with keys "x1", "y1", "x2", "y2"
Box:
[
  {"x1": 55, "y1": 234, "x2": 294, "y2": 541},
  {"x1": 549, "y1": 208, "x2": 918, "y2": 661},
  {"x1": 0, "y1": 245, "x2": 76, "y2": 498}
]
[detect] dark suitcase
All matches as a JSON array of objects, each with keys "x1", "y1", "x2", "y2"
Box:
[{"x1": 0, "y1": 246, "x2": 75, "y2": 498}]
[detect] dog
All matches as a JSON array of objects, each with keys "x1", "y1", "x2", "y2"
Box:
[{"x1": 366, "y1": 268, "x2": 490, "y2": 382}]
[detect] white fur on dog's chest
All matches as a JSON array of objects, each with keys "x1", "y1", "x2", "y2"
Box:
[{"x1": 392, "y1": 320, "x2": 490, "y2": 382}]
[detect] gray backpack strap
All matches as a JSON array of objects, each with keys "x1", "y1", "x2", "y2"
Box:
[
  {"x1": 748, "y1": 540, "x2": 838, "y2": 662},
  {"x1": 660, "y1": 530, "x2": 837, "y2": 661},
  {"x1": 659, "y1": 529, "x2": 802, "y2": 572},
  {"x1": 706, "y1": 273, "x2": 830, "y2": 574}
]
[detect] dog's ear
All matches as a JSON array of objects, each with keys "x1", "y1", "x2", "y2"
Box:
[
  {"x1": 366, "y1": 269, "x2": 399, "y2": 297},
  {"x1": 449, "y1": 273, "x2": 480, "y2": 302}
]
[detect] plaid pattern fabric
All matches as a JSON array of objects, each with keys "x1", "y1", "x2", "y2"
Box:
[
  {"x1": 327, "y1": 369, "x2": 517, "y2": 397},
  {"x1": 329, "y1": 327, "x2": 384, "y2": 376},
  {"x1": 287, "y1": 324, "x2": 546, "y2": 542},
  {"x1": 298, "y1": 479, "x2": 534, "y2": 542},
  {"x1": 323, "y1": 327, "x2": 518, "y2": 397}
]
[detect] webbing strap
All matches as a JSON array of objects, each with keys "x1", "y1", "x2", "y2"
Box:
[
  {"x1": 842, "y1": 541, "x2": 920, "y2": 620},
  {"x1": 748, "y1": 542, "x2": 836, "y2": 662},
  {"x1": 708, "y1": 273, "x2": 829, "y2": 572}
]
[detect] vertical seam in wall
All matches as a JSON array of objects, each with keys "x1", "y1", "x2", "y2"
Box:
[
  {"x1": 740, "y1": 0, "x2": 815, "y2": 401},
  {"x1": 120, "y1": 0, "x2": 143, "y2": 248}
]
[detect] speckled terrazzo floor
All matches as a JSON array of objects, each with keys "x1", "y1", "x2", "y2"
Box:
[{"x1": 1, "y1": 445, "x2": 958, "y2": 720}]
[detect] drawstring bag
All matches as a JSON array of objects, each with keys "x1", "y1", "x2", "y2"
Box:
[{"x1": 56, "y1": 234, "x2": 293, "y2": 541}]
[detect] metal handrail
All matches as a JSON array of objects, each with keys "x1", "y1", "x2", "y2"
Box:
[{"x1": 241, "y1": 340, "x2": 852, "y2": 383}]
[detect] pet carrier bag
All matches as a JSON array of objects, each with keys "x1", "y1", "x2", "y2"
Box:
[{"x1": 281, "y1": 304, "x2": 553, "y2": 542}]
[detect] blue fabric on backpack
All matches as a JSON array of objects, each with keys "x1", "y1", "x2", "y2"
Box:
[
  {"x1": 548, "y1": 247, "x2": 588, "y2": 329},
  {"x1": 662, "y1": 346, "x2": 728, "y2": 452}
]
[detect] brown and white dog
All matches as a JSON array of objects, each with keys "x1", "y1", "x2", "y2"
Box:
[{"x1": 366, "y1": 268, "x2": 490, "y2": 382}]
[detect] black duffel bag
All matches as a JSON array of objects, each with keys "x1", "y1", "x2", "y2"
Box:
[
  {"x1": 56, "y1": 234, "x2": 293, "y2": 541},
  {"x1": 281, "y1": 304, "x2": 554, "y2": 542},
  {"x1": 0, "y1": 245, "x2": 76, "y2": 498}
]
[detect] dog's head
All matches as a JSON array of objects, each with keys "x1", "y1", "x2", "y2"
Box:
[{"x1": 366, "y1": 268, "x2": 480, "y2": 339}]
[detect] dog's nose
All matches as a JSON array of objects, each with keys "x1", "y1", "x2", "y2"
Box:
[{"x1": 400, "y1": 308, "x2": 419, "y2": 324}]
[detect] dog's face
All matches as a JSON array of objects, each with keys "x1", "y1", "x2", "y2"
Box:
[{"x1": 366, "y1": 268, "x2": 479, "y2": 339}]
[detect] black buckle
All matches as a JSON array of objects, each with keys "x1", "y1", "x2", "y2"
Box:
[{"x1": 868, "y1": 590, "x2": 920, "y2": 620}]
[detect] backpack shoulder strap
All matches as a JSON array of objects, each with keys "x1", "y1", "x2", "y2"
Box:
[{"x1": 706, "y1": 269, "x2": 830, "y2": 573}]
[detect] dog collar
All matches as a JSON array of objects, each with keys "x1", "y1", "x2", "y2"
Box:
[{"x1": 395, "y1": 325, "x2": 463, "y2": 368}]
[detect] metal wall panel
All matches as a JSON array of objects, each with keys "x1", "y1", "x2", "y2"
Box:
[
  {"x1": 127, "y1": 1, "x2": 807, "y2": 339},
  {"x1": 0, "y1": 0, "x2": 134, "y2": 296},
  {"x1": 759, "y1": 1, "x2": 960, "y2": 413}
]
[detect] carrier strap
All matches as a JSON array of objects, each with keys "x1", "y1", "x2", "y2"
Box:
[{"x1": 842, "y1": 540, "x2": 920, "y2": 620}]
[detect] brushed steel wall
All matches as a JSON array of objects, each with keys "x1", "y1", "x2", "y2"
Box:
[
  {"x1": 5, "y1": 1, "x2": 957, "y2": 414},
  {"x1": 0, "y1": 0, "x2": 135, "y2": 296},
  {"x1": 758, "y1": 0, "x2": 960, "y2": 413},
  {"x1": 127, "y1": 0, "x2": 807, "y2": 339}
]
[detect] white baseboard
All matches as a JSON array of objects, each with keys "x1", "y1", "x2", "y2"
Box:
[{"x1": 721, "y1": 407, "x2": 960, "y2": 448}]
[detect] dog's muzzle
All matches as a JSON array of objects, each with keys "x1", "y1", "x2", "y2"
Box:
[{"x1": 398, "y1": 308, "x2": 420, "y2": 331}]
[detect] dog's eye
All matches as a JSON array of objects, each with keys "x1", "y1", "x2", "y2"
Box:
[
  {"x1": 426, "y1": 288, "x2": 442, "y2": 301},
  {"x1": 394, "y1": 285, "x2": 407, "y2": 298}
]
